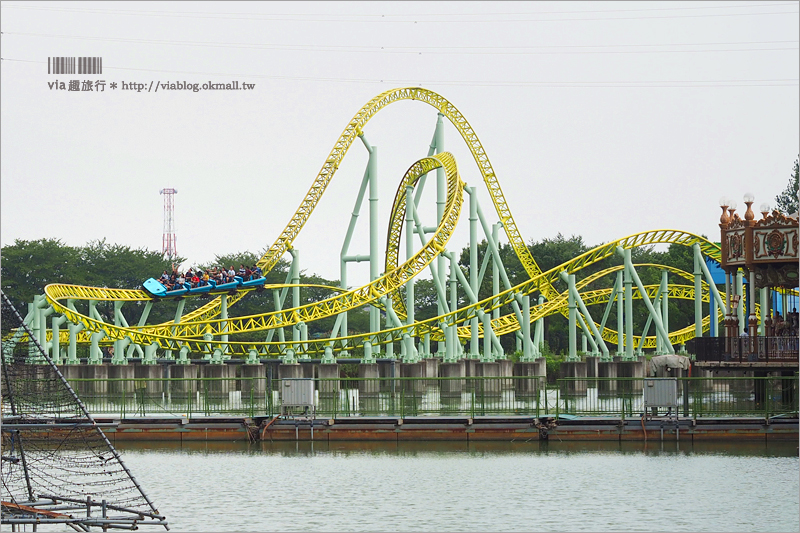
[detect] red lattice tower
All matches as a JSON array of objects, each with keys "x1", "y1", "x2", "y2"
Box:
[{"x1": 160, "y1": 188, "x2": 178, "y2": 260}]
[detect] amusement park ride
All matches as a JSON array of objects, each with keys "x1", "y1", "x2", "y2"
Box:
[
  {"x1": 3, "y1": 87, "x2": 797, "y2": 530},
  {"x1": 7, "y1": 87, "x2": 798, "y2": 369}
]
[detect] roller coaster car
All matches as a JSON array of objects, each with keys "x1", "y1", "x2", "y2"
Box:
[
  {"x1": 142, "y1": 278, "x2": 167, "y2": 298},
  {"x1": 165, "y1": 283, "x2": 190, "y2": 297},
  {"x1": 142, "y1": 275, "x2": 266, "y2": 299},
  {"x1": 211, "y1": 278, "x2": 241, "y2": 292},
  {"x1": 187, "y1": 283, "x2": 212, "y2": 295},
  {"x1": 240, "y1": 277, "x2": 266, "y2": 289}
]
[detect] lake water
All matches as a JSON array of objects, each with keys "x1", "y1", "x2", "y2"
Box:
[{"x1": 115, "y1": 440, "x2": 799, "y2": 532}]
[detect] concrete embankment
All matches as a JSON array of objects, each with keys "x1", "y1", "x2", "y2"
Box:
[{"x1": 94, "y1": 415, "x2": 799, "y2": 443}]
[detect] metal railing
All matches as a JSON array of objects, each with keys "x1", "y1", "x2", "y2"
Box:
[
  {"x1": 690, "y1": 336, "x2": 799, "y2": 363},
  {"x1": 557, "y1": 376, "x2": 798, "y2": 419},
  {"x1": 52, "y1": 375, "x2": 799, "y2": 420}
]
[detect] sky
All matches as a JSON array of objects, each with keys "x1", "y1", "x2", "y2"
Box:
[{"x1": 1, "y1": 1, "x2": 798, "y2": 288}]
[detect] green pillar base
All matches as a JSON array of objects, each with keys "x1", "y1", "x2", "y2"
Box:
[
  {"x1": 321, "y1": 347, "x2": 336, "y2": 365},
  {"x1": 280, "y1": 349, "x2": 297, "y2": 365},
  {"x1": 361, "y1": 342, "x2": 376, "y2": 364},
  {"x1": 177, "y1": 347, "x2": 191, "y2": 365}
]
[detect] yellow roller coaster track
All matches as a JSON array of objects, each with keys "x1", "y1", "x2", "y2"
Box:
[
  {"x1": 33, "y1": 87, "x2": 774, "y2": 357},
  {"x1": 42, "y1": 152, "x2": 464, "y2": 348}
]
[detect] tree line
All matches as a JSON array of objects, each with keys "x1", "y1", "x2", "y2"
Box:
[{"x1": 0, "y1": 234, "x2": 700, "y2": 355}]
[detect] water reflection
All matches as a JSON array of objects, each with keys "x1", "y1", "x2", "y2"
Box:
[{"x1": 114, "y1": 439, "x2": 798, "y2": 532}]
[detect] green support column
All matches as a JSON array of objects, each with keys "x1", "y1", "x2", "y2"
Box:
[
  {"x1": 468, "y1": 186, "x2": 480, "y2": 358},
  {"x1": 268, "y1": 287, "x2": 287, "y2": 353},
  {"x1": 27, "y1": 300, "x2": 38, "y2": 362},
  {"x1": 67, "y1": 323, "x2": 83, "y2": 364},
  {"x1": 652, "y1": 275, "x2": 664, "y2": 354},
  {"x1": 214, "y1": 294, "x2": 228, "y2": 363},
  {"x1": 492, "y1": 223, "x2": 501, "y2": 323},
  {"x1": 618, "y1": 247, "x2": 674, "y2": 354},
  {"x1": 567, "y1": 273, "x2": 578, "y2": 362},
  {"x1": 520, "y1": 294, "x2": 534, "y2": 361},
  {"x1": 368, "y1": 145, "x2": 381, "y2": 349},
  {"x1": 363, "y1": 341, "x2": 375, "y2": 364},
  {"x1": 51, "y1": 314, "x2": 67, "y2": 365},
  {"x1": 694, "y1": 247, "x2": 703, "y2": 338},
  {"x1": 561, "y1": 271, "x2": 608, "y2": 359},
  {"x1": 65, "y1": 300, "x2": 83, "y2": 364},
  {"x1": 444, "y1": 255, "x2": 458, "y2": 363},
  {"x1": 623, "y1": 254, "x2": 634, "y2": 360},
  {"x1": 711, "y1": 289, "x2": 719, "y2": 337},
  {"x1": 616, "y1": 271, "x2": 624, "y2": 356},
  {"x1": 291, "y1": 249, "x2": 300, "y2": 346},
  {"x1": 405, "y1": 185, "x2": 416, "y2": 355},
  {"x1": 28, "y1": 296, "x2": 46, "y2": 363},
  {"x1": 481, "y1": 312, "x2": 493, "y2": 362},
  {"x1": 35, "y1": 296, "x2": 54, "y2": 361},
  {"x1": 88, "y1": 300, "x2": 104, "y2": 364},
  {"x1": 126, "y1": 301, "x2": 152, "y2": 360},
  {"x1": 694, "y1": 243, "x2": 727, "y2": 329},
  {"x1": 638, "y1": 274, "x2": 667, "y2": 356},
  {"x1": 282, "y1": 348, "x2": 297, "y2": 365},
  {"x1": 434, "y1": 113, "x2": 446, "y2": 358},
  {"x1": 384, "y1": 297, "x2": 395, "y2": 360},
  {"x1": 597, "y1": 273, "x2": 618, "y2": 361},
  {"x1": 475, "y1": 203, "x2": 525, "y2": 358},
  {"x1": 203, "y1": 333, "x2": 213, "y2": 360},
  {"x1": 143, "y1": 342, "x2": 158, "y2": 365},
  {"x1": 179, "y1": 346, "x2": 191, "y2": 364},
  {"x1": 112, "y1": 301, "x2": 127, "y2": 364},
  {"x1": 661, "y1": 270, "x2": 669, "y2": 342},
  {"x1": 759, "y1": 287, "x2": 768, "y2": 335},
  {"x1": 165, "y1": 299, "x2": 186, "y2": 361},
  {"x1": 534, "y1": 295, "x2": 545, "y2": 354}
]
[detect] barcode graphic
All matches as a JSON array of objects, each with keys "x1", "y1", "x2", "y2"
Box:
[{"x1": 48, "y1": 57, "x2": 103, "y2": 74}]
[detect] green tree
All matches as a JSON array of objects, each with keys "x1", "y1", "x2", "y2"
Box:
[
  {"x1": 1, "y1": 238, "x2": 177, "y2": 327},
  {"x1": 1, "y1": 238, "x2": 83, "y2": 317},
  {"x1": 775, "y1": 156, "x2": 799, "y2": 215}
]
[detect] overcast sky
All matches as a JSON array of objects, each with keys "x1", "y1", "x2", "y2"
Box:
[{"x1": 1, "y1": 1, "x2": 798, "y2": 287}]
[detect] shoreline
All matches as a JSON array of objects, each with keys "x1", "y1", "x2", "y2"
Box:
[{"x1": 88, "y1": 414, "x2": 799, "y2": 443}]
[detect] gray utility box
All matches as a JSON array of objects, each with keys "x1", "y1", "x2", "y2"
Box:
[
  {"x1": 281, "y1": 378, "x2": 315, "y2": 416},
  {"x1": 643, "y1": 378, "x2": 678, "y2": 408}
]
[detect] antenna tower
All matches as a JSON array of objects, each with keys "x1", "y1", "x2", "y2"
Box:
[{"x1": 160, "y1": 188, "x2": 178, "y2": 260}]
